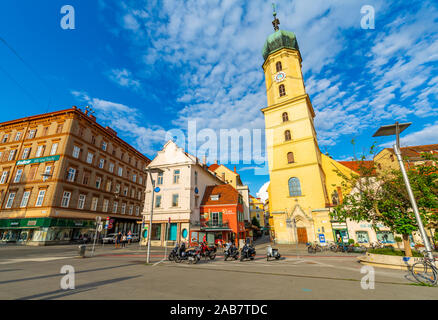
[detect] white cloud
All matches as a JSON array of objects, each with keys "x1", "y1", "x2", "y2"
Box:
[
  {"x1": 105, "y1": 68, "x2": 141, "y2": 91},
  {"x1": 380, "y1": 121, "x2": 438, "y2": 148}
]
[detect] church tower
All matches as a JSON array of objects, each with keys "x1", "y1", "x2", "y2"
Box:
[{"x1": 261, "y1": 7, "x2": 329, "y2": 244}]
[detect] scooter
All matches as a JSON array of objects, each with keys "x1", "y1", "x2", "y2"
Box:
[
  {"x1": 240, "y1": 243, "x2": 256, "y2": 261},
  {"x1": 200, "y1": 242, "x2": 217, "y2": 261},
  {"x1": 168, "y1": 243, "x2": 179, "y2": 261},
  {"x1": 174, "y1": 243, "x2": 200, "y2": 264},
  {"x1": 266, "y1": 245, "x2": 281, "y2": 261},
  {"x1": 224, "y1": 244, "x2": 239, "y2": 261}
]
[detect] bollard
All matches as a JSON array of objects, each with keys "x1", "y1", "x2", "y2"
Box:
[{"x1": 78, "y1": 244, "x2": 86, "y2": 258}]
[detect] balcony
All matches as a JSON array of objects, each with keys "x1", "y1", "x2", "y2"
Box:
[{"x1": 200, "y1": 220, "x2": 231, "y2": 230}]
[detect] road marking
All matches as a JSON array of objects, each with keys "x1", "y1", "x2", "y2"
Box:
[{"x1": 0, "y1": 256, "x2": 74, "y2": 265}]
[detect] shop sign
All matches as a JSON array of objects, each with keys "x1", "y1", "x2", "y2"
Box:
[
  {"x1": 10, "y1": 222, "x2": 19, "y2": 226},
  {"x1": 16, "y1": 155, "x2": 60, "y2": 166},
  {"x1": 74, "y1": 221, "x2": 83, "y2": 226},
  {"x1": 27, "y1": 220, "x2": 37, "y2": 226}
]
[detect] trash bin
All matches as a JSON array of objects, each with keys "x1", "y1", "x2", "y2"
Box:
[{"x1": 78, "y1": 245, "x2": 86, "y2": 258}]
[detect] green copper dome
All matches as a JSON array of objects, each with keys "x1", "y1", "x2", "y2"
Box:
[{"x1": 262, "y1": 30, "x2": 300, "y2": 61}]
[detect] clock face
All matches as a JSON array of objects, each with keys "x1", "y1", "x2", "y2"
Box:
[{"x1": 274, "y1": 71, "x2": 286, "y2": 83}]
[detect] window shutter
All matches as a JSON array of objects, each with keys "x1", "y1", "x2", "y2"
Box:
[{"x1": 218, "y1": 212, "x2": 223, "y2": 226}]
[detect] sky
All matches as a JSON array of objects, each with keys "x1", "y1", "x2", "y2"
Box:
[{"x1": 0, "y1": 0, "x2": 437, "y2": 198}]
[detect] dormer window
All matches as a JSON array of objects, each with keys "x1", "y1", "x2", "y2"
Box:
[{"x1": 210, "y1": 194, "x2": 220, "y2": 201}]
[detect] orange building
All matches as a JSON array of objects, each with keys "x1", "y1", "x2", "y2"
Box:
[{"x1": 190, "y1": 184, "x2": 245, "y2": 247}]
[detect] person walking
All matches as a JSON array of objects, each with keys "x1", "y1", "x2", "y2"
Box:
[
  {"x1": 127, "y1": 230, "x2": 132, "y2": 244},
  {"x1": 115, "y1": 232, "x2": 122, "y2": 249},
  {"x1": 122, "y1": 233, "x2": 127, "y2": 248}
]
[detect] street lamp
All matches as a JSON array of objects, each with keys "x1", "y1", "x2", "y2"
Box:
[
  {"x1": 144, "y1": 166, "x2": 164, "y2": 264},
  {"x1": 373, "y1": 121, "x2": 434, "y2": 261}
]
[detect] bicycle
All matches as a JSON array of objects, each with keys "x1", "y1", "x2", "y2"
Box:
[{"x1": 410, "y1": 253, "x2": 437, "y2": 286}]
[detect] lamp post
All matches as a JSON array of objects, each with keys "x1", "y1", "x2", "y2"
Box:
[
  {"x1": 144, "y1": 167, "x2": 163, "y2": 264},
  {"x1": 373, "y1": 121, "x2": 434, "y2": 261}
]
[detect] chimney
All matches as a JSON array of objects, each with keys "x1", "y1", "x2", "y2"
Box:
[{"x1": 234, "y1": 166, "x2": 237, "y2": 173}]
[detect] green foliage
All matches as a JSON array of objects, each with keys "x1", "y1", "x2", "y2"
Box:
[
  {"x1": 368, "y1": 248, "x2": 423, "y2": 257},
  {"x1": 394, "y1": 236, "x2": 403, "y2": 243},
  {"x1": 348, "y1": 239, "x2": 355, "y2": 244},
  {"x1": 332, "y1": 146, "x2": 438, "y2": 240},
  {"x1": 251, "y1": 216, "x2": 261, "y2": 228}
]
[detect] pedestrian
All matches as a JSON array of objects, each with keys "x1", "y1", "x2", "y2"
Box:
[
  {"x1": 122, "y1": 233, "x2": 127, "y2": 248},
  {"x1": 115, "y1": 232, "x2": 122, "y2": 248},
  {"x1": 127, "y1": 230, "x2": 132, "y2": 244}
]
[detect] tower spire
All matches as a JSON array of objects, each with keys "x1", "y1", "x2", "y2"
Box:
[{"x1": 272, "y1": 2, "x2": 280, "y2": 31}]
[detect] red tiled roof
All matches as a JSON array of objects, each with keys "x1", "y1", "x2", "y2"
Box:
[
  {"x1": 201, "y1": 184, "x2": 240, "y2": 206},
  {"x1": 338, "y1": 160, "x2": 376, "y2": 175},
  {"x1": 389, "y1": 144, "x2": 438, "y2": 159},
  {"x1": 208, "y1": 164, "x2": 220, "y2": 171}
]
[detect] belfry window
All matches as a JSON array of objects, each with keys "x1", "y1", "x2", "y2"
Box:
[
  {"x1": 276, "y1": 61, "x2": 282, "y2": 72},
  {"x1": 282, "y1": 112, "x2": 289, "y2": 122},
  {"x1": 284, "y1": 130, "x2": 291, "y2": 141},
  {"x1": 288, "y1": 177, "x2": 302, "y2": 197},
  {"x1": 287, "y1": 152, "x2": 294, "y2": 164},
  {"x1": 279, "y1": 84, "x2": 286, "y2": 97}
]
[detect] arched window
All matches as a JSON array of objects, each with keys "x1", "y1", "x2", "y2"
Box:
[
  {"x1": 331, "y1": 190, "x2": 339, "y2": 206},
  {"x1": 282, "y1": 112, "x2": 289, "y2": 122},
  {"x1": 288, "y1": 177, "x2": 302, "y2": 197},
  {"x1": 279, "y1": 84, "x2": 286, "y2": 97},
  {"x1": 276, "y1": 61, "x2": 282, "y2": 72},
  {"x1": 284, "y1": 130, "x2": 291, "y2": 141},
  {"x1": 287, "y1": 152, "x2": 294, "y2": 164}
]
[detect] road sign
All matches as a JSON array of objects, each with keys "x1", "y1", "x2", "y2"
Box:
[
  {"x1": 154, "y1": 187, "x2": 160, "y2": 193},
  {"x1": 319, "y1": 234, "x2": 326, "y2": 243}
]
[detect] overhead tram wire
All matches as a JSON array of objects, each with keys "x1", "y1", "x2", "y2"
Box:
[{"x1": 0, "y1": 36, "x2": 56, "y2": 111}]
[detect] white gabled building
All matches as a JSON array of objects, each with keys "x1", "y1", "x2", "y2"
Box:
[{"x1": 141, "y1": 140, "x2": 224, "y2": 246}]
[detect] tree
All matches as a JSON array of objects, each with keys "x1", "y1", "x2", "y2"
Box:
[
  {"x1": 333, "y1": 148, "x2": 438, "y2": 257},
  {"x1": 251, "y1": 216, "x2": 261, "y2": 228}
]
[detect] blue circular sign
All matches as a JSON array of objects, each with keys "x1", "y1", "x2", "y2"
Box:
[{"x1": 154, "y1": 187, "x2": 160, "y2": 193}]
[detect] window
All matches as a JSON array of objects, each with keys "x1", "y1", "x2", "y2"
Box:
[
  {"x1": 211, "y1": 212, "x2": 219, "y2": 226},
  {"x1": 173, "y1": 170, "x2": 180, "y2": 184},
  {"x1": 282, "y1": 112, "x2": 289, "y2": 122},
  {"x1": 35, "y1": 190, "x2": 46, "y2": 206},
  {"x1": 118, "y1": 167, "x2": 123, "y2": 177},
  {"x1": 106, "y1": 180, "x2": 112, "y2": 192},
  {"x1": 131, "y1": 188, "x2": 135, "y2": 198},
  {"x1": 102, "y1": 141, "x2": 107, "y2": 151},
  {"x1": 95, "y1": 177, "x2": 102, "y2": 189},
  {"x1": 284, "y1": 130, "x2": 291, "y2": 141},
  {"x1": 139, "y1": 176, "x2": 143, "y2": 185},
  {"x1": 99, "y1": 159, "x2": 105, "y2": 169},
  {"x1": 376, "y1": 231, "x2": 395, "y2": 244},
  {"x1": 13, "y1": 169, "x2": 23, "y2": 183},
  {"x1": 91, "y1": 197, "x2": 98, "y2": 211},
  {"x1": 112, "y1": 202, "x2": 118, "y2": 213},
  {"x1": 72, "y1": 146, "x2": 80, "y2": 158},
  {"x1": 20, "y1": 191, "x2": 31, "y2": 208},
  {"x1": 28, "y1": 129, "x2": 37, "y2": 139},
  {"x1": 276, "y1": 61, "x2": 282, "y2": 72},
  {"x1": 91, "y1": 135, "x2": 96, "y2": 145},
  {"x1": 121, "y1": 203, "x2": 126, "y2": 214},
  {"x1": 157, "y1": 172, "x2": 163, "y2": 185},
  {"x1": 109, "y1": 163, "x2": 114, "y2": 173},
  {"x1": 61, "y1": 191, "x2": 71, "y2": 207},
  {"x1": 151, "y1": 224, "x2": 161, "y2": 240},
  {"x1": 50, "y1": 143, "x2": 58, "y2": 155},
  {"x1": 115, "y1": 183, "x2": 120, "y2": 194},
  {"x1": 77, "y1": 194, "x2": 86, "y2": 209},
  {"x1": 8, "y1": 149, "x2": 17, "y2": 161},
  {"x1": 129, "y1": 205, "x2": 133, "y2": 215},
  {"x1": 56, "y1": 124, "x2": 63, "y2": 134},
  {"x1": 86, "y1": 152, "x2": 94, "y2": 164},
  {"x1": 0, "y1": 171, "x2": 8, "y2": 184},
  {"x1": 66, "y1": 168, "x2": 76, "y2": 182},
  {"x1": 172, "y1": 194, "x2": 179, "y2": 207},
  {"x1": 288, "y1": 177, "x2": 302, "y2": 197},
  {"x1": 42, "y1": 127, "x2": 49, "y2": 136},
  {"x1": 194, "y1": 171, "x2": 198, "y2": 186},
  {"x1": 15, "y1": 132, "x2": 22, "y2": 141},
  {"x1": 356, "y1": 231, "x2": 369, "y2": 244},
  {"x1": 210, "y1": 195, "x2": 219, "y2": 201},
  {"x1": 123, "y1": 187, "x2": 128, "y2": 196},
  {"x1": 21, "y1": 147, "x2": 31, "y2": 159},
  {"x1": 287, "y1": 152, "x2": 295, "y2": 164},
  {"x1": 132, "y1": 174, "x2": 137, "y2": 183},
  {"x1": 82, "y1": 172, "x2": 90, "y2": 185},
  {"x1": 36, "y1": 145, "x2": 45, "y2": 157},
  {"x1": 279, "y1": 84, "x2": 286, "y2": 97},
  {"x1": 135, "y1": 206, "x2": 139, "y2": 216},
  {"x1": 102, "y1": 199, "x2": 109, "y2": 212},
  {"x1": 2, "y1": 134, "x2": 9, "y2": 143},
  {"x1": 42, "y1": 166, "x2": 52, "y2": 181},
  {"x1": 155, "y1": 195, "x2": 161, "y2": 208},
  {"x1": 5, "y1": 192, "x2": 15, "y2": 208},
  {"x1": 138, "y1": 191, "x2": 142, "y2": 200},
  {"x1": 28, "y1": 166, "x2": 38, "y2": 181}
]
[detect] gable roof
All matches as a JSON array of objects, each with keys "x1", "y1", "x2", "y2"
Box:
[
  {"x1": 338, "y1": 160, "x2": 376, "y2": 175},
  {"x1": 201, "y1": 184, "x2": 240, "y2": 206},
  {"x1": 386, "y1": 144, "x2": 438, "y2": 160}
]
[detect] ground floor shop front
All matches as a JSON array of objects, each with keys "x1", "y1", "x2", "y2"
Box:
[{"x1": 0, "y1": 217, "x2": 95, "y2": 245}]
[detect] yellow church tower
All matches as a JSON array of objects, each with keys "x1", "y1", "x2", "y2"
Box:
[{"x1": 261, "y1": 7, "x2": 333, "y2": 244}]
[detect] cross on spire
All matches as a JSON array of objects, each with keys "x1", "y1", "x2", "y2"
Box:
[{"x1": 272, "y1": 3, "x2": 280, "y2": 31}]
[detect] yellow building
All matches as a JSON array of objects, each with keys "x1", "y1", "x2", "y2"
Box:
[
  {"x1": 249, "y1": 195, "x2": 265, "y2": 228},
  {"x1": 261, "y1": 11, "x2": 356, "y2": 244}
]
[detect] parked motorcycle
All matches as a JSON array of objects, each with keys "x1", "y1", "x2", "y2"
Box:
[
  {"x1": 175, "y1": 243, "x2": 201, "y2": 264},
  {"x1": 266, "y1": 245, "x2": 281, "y2": 261},
  {"x1": 168, "y1": 243, "x2": 179, "y2": 261},
  {"x1": 307, "y1": 242, "x2": 322, "y2": 254},
  {"x1": 200, "y1": 242, "x2": 217, "y2": 261},
  {"x1": 224, "y1": 243, "x2": 239, "y2": 261},
  {"x1": 240, "y1": 243, "x2": 256, "y2": 261}
]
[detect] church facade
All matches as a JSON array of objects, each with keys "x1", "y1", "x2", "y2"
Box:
[{"x1": 261, "y1": 11, "x2": 356, "y2": 244}]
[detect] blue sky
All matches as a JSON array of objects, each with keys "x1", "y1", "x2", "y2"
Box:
[{"x1": 0, "y1": 0, "x2": 437, "y2": 198}]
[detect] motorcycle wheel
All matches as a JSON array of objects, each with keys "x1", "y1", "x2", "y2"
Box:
[
  {"x1": 250, "y1": 257, "x2": 254, "y2": 260},
  {"x1": 240, "y1": 255, "x2": 244, "y2": 262},
  {"x1": 168, "y1": 254, "x2": 174, "y2": 261},
  {"x1": 307, "y1": 247, "x2": 313, "y2": 253},
  {"x1": 175, "y1": 256, "x2": 182, "y2": 263},
  {"x1": 193, "y1": 257, "x2": 199, "y2": 264},
  {"x1": 224, "y1": 255, "x2": 228, "y2": 261},
  {"x1": 210, "y1": 254, "x2": 216, "y2": 260},
  {"x1": 275, "y1": 255, "x2": 280, "y2": 260}
]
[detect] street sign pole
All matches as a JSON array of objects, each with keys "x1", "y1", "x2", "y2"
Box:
[
  {"x1": 146, "y1": 170, "x2": 156, "y2": 264},
  {"x1": 92, "y1": 216, "x2": 101, "y2": 257}
]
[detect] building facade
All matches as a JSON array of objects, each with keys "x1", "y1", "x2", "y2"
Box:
[
  {"x1": 142, "y1": 141, "x2": 224, "y2": 247},
  {"x1": 0, "y1": 107, "x2": 150, "y2": 245}
]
